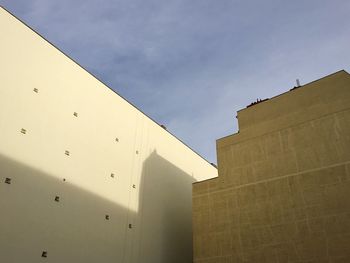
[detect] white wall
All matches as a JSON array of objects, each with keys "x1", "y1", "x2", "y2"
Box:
[{"x1": 0, "y1": 7, "x2": 217, "y2": 263}]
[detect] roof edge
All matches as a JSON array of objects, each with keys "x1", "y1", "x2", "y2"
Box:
[{"x1": 237, "y1": 69, "x2": 349, "y2": 113}]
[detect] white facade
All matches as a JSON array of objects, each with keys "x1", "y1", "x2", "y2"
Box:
[{"x1": 0, "y1": 7, "x2": 217, "y2": 263}]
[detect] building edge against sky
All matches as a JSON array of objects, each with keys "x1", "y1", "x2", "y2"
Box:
[
  {"x1": 0, "y1": 6, "x2": 217, "y2": 263},
  {"x1": 193, "y1": 70, "x2": 350, "y2": 262}
]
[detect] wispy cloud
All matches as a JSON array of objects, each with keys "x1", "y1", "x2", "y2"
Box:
[{"x1": 2, "y1": 0, "x2": 350, "y2": 162}]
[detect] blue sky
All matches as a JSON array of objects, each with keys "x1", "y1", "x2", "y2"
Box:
[{"x1": 2, "y1": 0, "x2": 350, "y2": 163}]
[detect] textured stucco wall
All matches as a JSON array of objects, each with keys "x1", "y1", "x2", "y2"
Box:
[
  {"x1": 193, "y1": 71, "x2": 350, "y2": 263},
  {"x1": 0, "y1": 7, "x2": 217, "y2": 263}
]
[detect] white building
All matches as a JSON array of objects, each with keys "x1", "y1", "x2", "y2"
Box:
[{"x1": 0, "y1": 7, "x2": 217, "y2": 263}]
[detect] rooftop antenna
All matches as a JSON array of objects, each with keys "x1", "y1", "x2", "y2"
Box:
[{"x1": 296, "y1": 79, "x2": 301, "y2": 87}]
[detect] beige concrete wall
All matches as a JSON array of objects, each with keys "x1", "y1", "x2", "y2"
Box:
[
  {"x1": 0, "y1": 7, "x2": 217, "y2": 263},
  {"x1": 193, "y1": 71, "x2": 350, "y2": 263}
]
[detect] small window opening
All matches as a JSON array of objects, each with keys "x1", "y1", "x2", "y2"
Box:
[{"x1": 5, "y1": 178, "x2": 11, "y2": 184}]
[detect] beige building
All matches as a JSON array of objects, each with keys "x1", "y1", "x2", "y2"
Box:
[
  {"x1": 193, "y1": 70, "x2": 350, "y2": 262},
  {"x1": 0, "y1": 7, "x2": 217, "y2": 263}
]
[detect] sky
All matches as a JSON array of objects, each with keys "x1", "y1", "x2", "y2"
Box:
[{"x1": 1, "y1": 0, "x2": 350, "y2": 163}]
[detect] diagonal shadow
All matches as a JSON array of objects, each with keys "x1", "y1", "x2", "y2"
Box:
[
  {"x1": 0, "y1": 150, "x2": 198, "y2": 263},
  {"x1": 0, "y1": 153, "x2": 132, "y2": 263},
  {"x1": 135, "y1": 151, "x2": 196, "y2": 263}
]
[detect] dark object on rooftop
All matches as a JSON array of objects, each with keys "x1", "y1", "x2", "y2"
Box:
[
  {"x1": 247, "y1": 98, "x2": 269, "y2": 108},
  {"x1": 290, "y1": 79, "x2": 302, "y2": 91},
  {"x1": 5, "y1": 177, "x2": 11, "y2": 184},
  {"x1": 290, "y1": 84, "x2": 303, "y2": 91}
]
